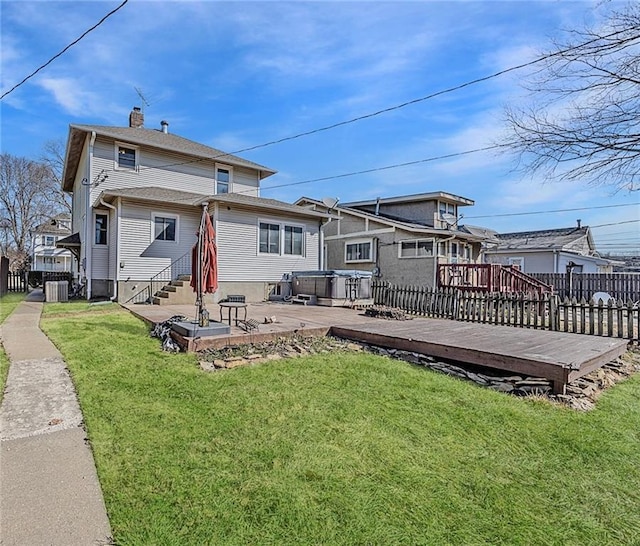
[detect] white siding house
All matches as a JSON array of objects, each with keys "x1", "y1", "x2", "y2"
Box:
[
  {"x1": 31, "y1": 214, "x2": 75, "y2": 273},
  {"x1": 60, "y1": 108, "x2": 328, "y2": 302}
]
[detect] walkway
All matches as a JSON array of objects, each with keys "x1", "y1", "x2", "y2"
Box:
[{"x1": 0, "y1": 291, "x2": 112, "y2": 545}]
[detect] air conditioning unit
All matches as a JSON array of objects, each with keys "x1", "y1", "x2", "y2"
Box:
[{"x1": 45, "y1": 280, "x2": 69, "y2": 302}]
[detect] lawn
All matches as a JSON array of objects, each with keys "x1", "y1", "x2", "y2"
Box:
[
  {"x1": 41, "y1": 303, "x2": 640, "y2": 545},
  {"x1": 0, "y1": 291, "x2": 27, "y2": 401}
]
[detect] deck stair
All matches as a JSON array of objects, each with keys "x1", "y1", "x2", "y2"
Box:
[
  {"x1": 291, "y1": 294, "x2": 318, "y2": 305},
  {"x1": 438, "y1": 264, "x2": 552, "y2": 294},
  {"x1": 152, "y1": 274, "x2": 197, "y2": 305}
]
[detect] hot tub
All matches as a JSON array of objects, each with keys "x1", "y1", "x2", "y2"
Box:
[{"x1": 291, "y1": 270, "x2": 373, "y2": 306}]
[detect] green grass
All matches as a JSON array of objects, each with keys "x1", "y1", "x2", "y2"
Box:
[
  {"x1": 41, "y1": 303, "x2": 640, "y2": 545},
  {"x1": 0, "y1": 291, "x2": 27, "y2": 401}
]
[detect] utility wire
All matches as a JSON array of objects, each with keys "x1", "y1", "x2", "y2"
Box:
[
  {"x1": 258, "y1": 146, "x2": 500, "y2": 192},
  {"x1": 1, "y1": 0, "x2": 129, "y2": 100},
  {"x1": 590, "y1": 219, "x2": 639, "y2": 228},
  {"x1": 103, "y1": 22, "x2": 640, "y2": 179},
  {"x1": 464, "y1": 203, "x2": 639, "y2": 219}
]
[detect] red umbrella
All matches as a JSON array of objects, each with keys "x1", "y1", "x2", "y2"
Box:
[{"x1": 191, "y1": 205, "x2": 218, "y2": 325}]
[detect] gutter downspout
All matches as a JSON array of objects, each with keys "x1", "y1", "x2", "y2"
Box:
[
  {"x1": 85, "y1": 131, "x2": 97, "y2": 299},
  {"x1": 99, "y1": 196, "x2": 118, "y2": 301}
]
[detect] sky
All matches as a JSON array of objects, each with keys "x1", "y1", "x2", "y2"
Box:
[{"x1": 1, "y1": 0, "x2": 638, "y2": 255}]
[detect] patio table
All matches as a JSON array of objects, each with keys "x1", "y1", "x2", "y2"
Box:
[{"x1": 219, "y1": 301, "x2": 248, "y2": 326}]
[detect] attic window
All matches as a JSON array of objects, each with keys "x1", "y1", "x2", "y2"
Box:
[{"x1": 116, "y1": 143, "x2": 138, "y2": 170}]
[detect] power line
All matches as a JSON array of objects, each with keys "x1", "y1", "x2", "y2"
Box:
[
  {"x1": 1, "y1": 0, "x2": 129, "y2": 100},
  {"x1": 100, "y1": 23, "x2": 640, "y2": 179},
  {"x1": 590, "y1": 219, "x2": 640, "y2": 228},
  {"x1": 258, "y1": 146, "x2": 500, "y2": 192},
  {"x1": 464, "y1": 203, "x2": 639, "y2": 219}
]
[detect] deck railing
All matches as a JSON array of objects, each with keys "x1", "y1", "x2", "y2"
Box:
[
  {"x1": 372, "y1": 280, "x2": 639, "y2": 342},
  {"x1": 437, "y1": 264, "x2": 552, "y2": 294}
]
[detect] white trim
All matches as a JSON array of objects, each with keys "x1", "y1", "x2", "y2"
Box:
[
  {"x1": 215, "y1": 164, "x2": 233, "y2": 194},
  {"x1": 114, "y1": 141, "x2": 139, "y2": 172},
  {"x1": 398, "y1": 237, "x2": 435, "y2": 259},
  {"x1": 325, "y1": 228, "x2": 394, "y2": 241},
  {"x1": 93, "y1": 211, "x2": 108, "y2": 246},
  {"x1": 151, "y1": 211, "x2": 179, "y2": 244},
  {"x1": 257, "y1": 218, "x2": 306, "y2": 257},
  {"x1": 345, "y1": 238, "x2": 375, "y2": 263}
]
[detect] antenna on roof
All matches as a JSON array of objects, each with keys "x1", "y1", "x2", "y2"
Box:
[
  {"x1": 321, "y1": 197, "x2": 340, "y2": 211},
  {"x1": 134, "y1": 87, "x2": 151, "y2": 112}
]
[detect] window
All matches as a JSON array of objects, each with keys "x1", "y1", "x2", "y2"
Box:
[
  {"x1": 153, "y1": 215, "x2": 177, "y2": 242},
  {"x1": 439, "y1": 202, "x2": 456, "y2": 218},
  {"x1": 284, "y1": 225, "x2": 303, "y2": 255},
  {"x1": 95, "y1": 214, "x2": 108, "y2": 245},
  {"x1": 400, "y1": 239, "x2": 434, "y2": 258},
  {"x1": 508, "y1": 257, "x2": 524, "y2": 269},
  {"x1": 44, "y1": 235, "x2": 56, "y2": 247},
  {"x1": 345, "y1": 240, "x2": 373, "y2": 263},
  {"x1": 216, "y1": 166, "x2": 231, "y2": 194},
  {"x1": 259, "y1": 222, "x2": 280, "y2": 254},
  {"x1": 116, "y1": 143, "x2": 138, "y2": 170}
]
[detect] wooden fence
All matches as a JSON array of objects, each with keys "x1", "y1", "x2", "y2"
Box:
[
  {"x1": 372, "y1": 281, "x2": 639, "y2": 342},
  {"x1": 7, "y1": 271, "x2": 27, "y2": 293},
  {"x1": 530, "y1": 272, "x2": 640, "y2": 302}
]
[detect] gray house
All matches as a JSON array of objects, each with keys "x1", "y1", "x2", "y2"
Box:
[
  {"x1": 295, "y1": 192, "x2": 488, "y2": 288},
  {"x1": 59, "y1": 107, "x2": 328, "y2": 302},
  {"x1": 484, "y1": 224, "x2": 615, "y2": 274}
]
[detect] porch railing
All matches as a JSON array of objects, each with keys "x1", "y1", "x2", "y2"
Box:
[{"x1": 437, "y1": 264, "x2": 552, "y2": 294}]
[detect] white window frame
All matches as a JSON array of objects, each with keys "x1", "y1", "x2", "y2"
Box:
[
  {"x1": 398, "y1": 238, "x2": 435, "y2": 259},
  {"x1": 283, "y1": 224, "x2": 305, "y2": 256},
  {"x1": 345, "y1": 238, "x2": 374, "y2": 263},
  {"x1": 115, "y1": 142, "x2": 139, "y2": 171},
  {"x1": 44, "y1": 235, "x2": 56, "y2": 247},
  {"x1": 508, "y1": 257, "x2": 524, "y2": 269},
  {"x1": 257, "y1": 219, "x2": 306, "y2": 257},
  {"x1": 215, "y1": 164, "x2": 233, "y2": 194},
  {"x1": 94, "y1": 213, "x2": 108, "y2": 246},
  {"x1": 151, "y1": 212, "x2": 179, "y2": 243}
]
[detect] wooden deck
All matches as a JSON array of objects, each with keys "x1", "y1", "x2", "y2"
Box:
[{"x1": 124, "y1": 301, "x2": 629, "y2": 394}]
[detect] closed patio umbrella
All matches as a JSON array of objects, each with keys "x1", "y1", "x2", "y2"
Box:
[{"x1": 191, "y1": 203, "x2": 218, "y2": 325}]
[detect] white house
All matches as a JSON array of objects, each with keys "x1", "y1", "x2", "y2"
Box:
[
  {"x1": 31, "y1": 213, "x2": 75, "y2": 273},
  {"x1": 484, "y1": 223, "x2": 615, "y2": 274},
  {"x1": 59, "y1": 107, "x2": 328, "y2": 302}
]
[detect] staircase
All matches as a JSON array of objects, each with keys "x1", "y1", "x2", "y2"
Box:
[
  {"x1": 438, "y1": 264, "x2": 552, "y2": 294},
  {"x1": 151, "y1": 274, "x2": 197, "y2": 305}
]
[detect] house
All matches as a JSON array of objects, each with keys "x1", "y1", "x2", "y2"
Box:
[
  {"x1": 484, "y1": 222, "x2": 615, "y2": 274},
  {"x1": 58, "y1": 107, "x2": 329, "y2": 302},
  {"x1": 31, "y1": 213, "x2": 76, "y2": 273},
  {"x1": 295, "y1": 192, "x2": 488, "y2": 288}
]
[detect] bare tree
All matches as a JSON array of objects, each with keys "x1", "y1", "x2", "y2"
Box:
[
  {"x1": 41, "y1": 138, "x2": 71, "y2": 213},
  {"x1": 502, "y1": 4, "x2": 640, "y2": 192},
  {"x1": 0, "y1": 153, "x2": 64, "y2": 270}
]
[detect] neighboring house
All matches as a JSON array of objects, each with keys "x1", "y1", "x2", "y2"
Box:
[
  {"x1": 295, "y1": 192, "x2": 488, "y2": 288},
  {"x1": 31, "y1": 213, "x2": 76, "y2": 273},
  {"x1": 484, "y1": 223, "x2": 615, "y2": 274},
  {"x1": 58, "y1": 107, "x2": 328, "y2": 302}
]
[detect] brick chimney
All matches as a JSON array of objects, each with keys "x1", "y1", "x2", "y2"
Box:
[{"x1": 129, "y1": 106, "x2": 144, "y2": 128}]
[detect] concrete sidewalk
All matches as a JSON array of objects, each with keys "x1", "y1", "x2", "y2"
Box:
[{"x1": 0, "y1": 290, "x2": 112, "y2": 545}]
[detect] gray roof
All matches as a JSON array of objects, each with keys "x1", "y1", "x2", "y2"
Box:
[
  {"x1": 99, "y1": 187, "x2": 330, "y2": 220},
  {"x1": 63, "y1": 124, "x2": 276, "y2": 191},
  {"x1": 342, "y1": 191, "x2": 475, "y2": 208},
  {"x1": 294, "y1": 197, "x2": 486, "y2": 241},
  {"x1": 493, "y1": 226, "x2": 592, "y2": 251},
  {"x1": 34, "y1": 213, "x2": 72, "y2": 235}
]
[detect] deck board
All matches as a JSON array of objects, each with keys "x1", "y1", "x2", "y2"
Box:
[
  {"x1": 125, "y1": 302, "x2": 629, "y2": 394},
  {"x1": 331, "y1": 317, "x2": 629, "y2": 393}
]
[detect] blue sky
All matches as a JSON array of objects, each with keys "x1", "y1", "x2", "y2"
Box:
[{"x1": 1, "y1": 0, "x2": 638, "y2": 254}]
